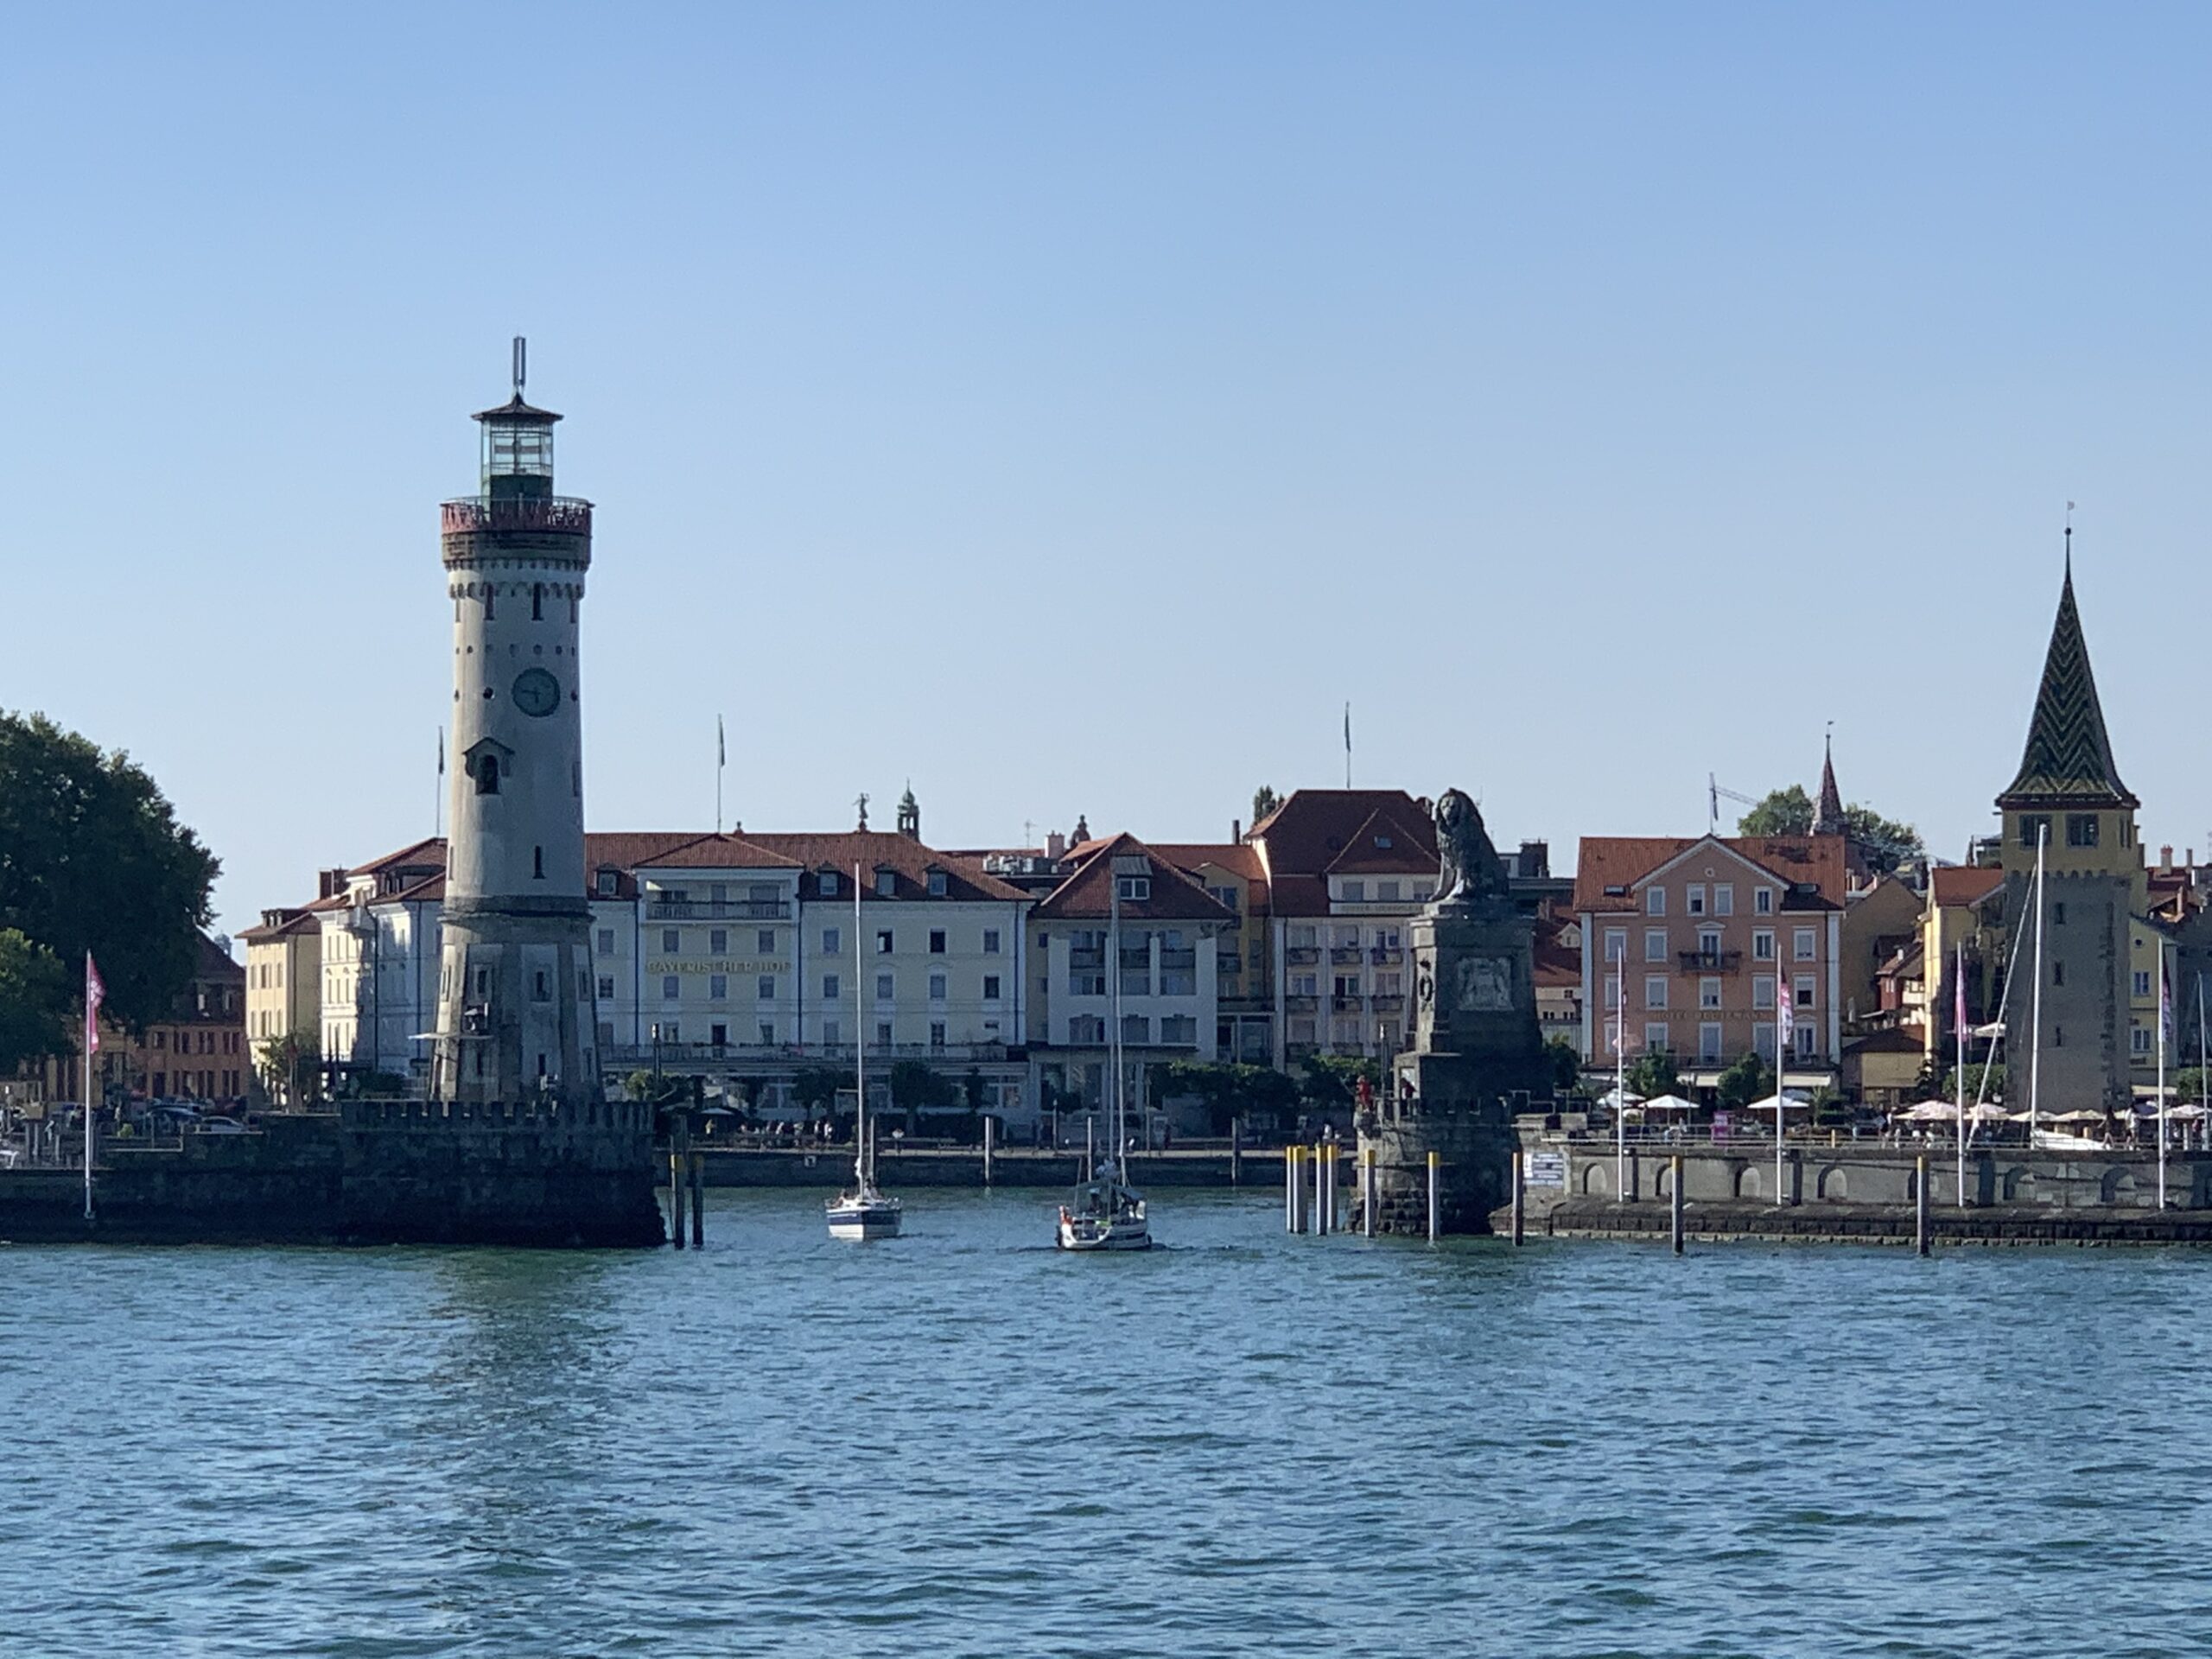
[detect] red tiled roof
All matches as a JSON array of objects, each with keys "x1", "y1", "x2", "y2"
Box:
[
  {"x1": 631, "y1": 833, "x2": 803, "y2": 870},
  {"x1": 1929, "y1": 865, "x2": 2005, "y2": 908},
  {"x1": 1573, "y1": 835, "x2": 1853, "y2": 913},
  {"x1": 1249, "y1": 789, "x2": 1438, "y2": 916},
  {"x1": 741, "y1": 831, "x2": 1029, "y2": 903},
  {"x1": 1147, "y1": 842, "x2": 1266, "y2": 886},
  {"x1": 238, "y1": 907, "x2": 320, "y2": 944},
  {"x1": 1035, "y1": 834, "x2": 1240, "y2": 925},
  {"x1": 1323, "y1": 807, "x2": 1437, "y2": 877},
  {"x1": 1534, "y1": 916, "x2": 1580, "y2": 988}
]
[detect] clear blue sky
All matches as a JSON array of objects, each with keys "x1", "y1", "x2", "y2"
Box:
[{"x1": 3, "y1": 3, "x2": 2207, "y2": 940}]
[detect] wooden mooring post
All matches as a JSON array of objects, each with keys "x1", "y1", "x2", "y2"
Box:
[
  {"x1": 1510, "y1": 1149, "x2": 1524, "y2": 1247},
  {"x1": 982, "y1": 1116, "x2": 995, "y2": 1186},
  {"x1": 668, "y1": 1122, "x2": 689, "y2": 1249},
  {"x1": 1670, "y1": 1154, "x2": 1685, "y2": 1255},
  {"x1": 1916, "y1": 1154, "x2": 1930, "y2": 1257},
  {"x1": 1427, "y1": 1149, "x2": 1440, "y2": 1242},
  {"x1": 1363, "y1": 1145, "x2": 1376, "y2": 1238},
  {"x1": 1230, "y1": 1117, "x2": 1243, "y2": 1186},
  {"x1": 1286, "y1": 1145, "x2": 1306, "y2": 1233},
  {"x1": 689, "y1": 1151, "x2": 705, "y2": 1249}
]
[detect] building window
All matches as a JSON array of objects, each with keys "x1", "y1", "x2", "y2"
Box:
[
  {"x1": 983, "y1": 975, "x2": 1001, "y2": 1001},
  {"x1": 930, "y1": 930, "x2": 947, "y2": 955},
  {"x1": 1644, "y1": 929, "x2": 1668, "y2": 963},
  {"x1": 661, "y1": 929, "x2": 679, "y2": 953},
  {"x1": 1604, "y1": 928, "x2": 1627, "y2": 965},
  {"x1": 1753, "y1": 975, "x2": 1776, "y2": 1010},
  {"x1": 1697, "y1": 929, "x2": 1721, "y2": 958},
  {"x1": 1700, "y1": 977, "x2": 1721, "y2": 1009},
  {"x1": 1645, "y1": 887, "x2": 1666, "y2": 916},
  {"x1": 1644, "y1": 1022, "x2": 1669, "y2": 1052},
  {"x1": 2134, "y1": 970, "x2": 2152, "y2": 997},
  {"x1": 817, "y1": 928, "x2": 839, "y2": 958},
  {"x1": 597, "y1": 976, "x2": 614, "y2": 1000},
  {"x1": 1713, "y1": 884, "x2": 1734, "y2": 917},
  {"x1": 875, "y1": 972, "x2": 893, "y2": 1001},
  {"x1": 758, "y1": 975, "x2": 775, "y2": 1001},
  {"x1": 709, "y1": 1023, "x2": 728, "y2": 1048},
  {"x1": 1753, "y1": 930, "x2": 1775, "y2": 962},
  {"x1": 597, "y1": 928, "x2": 615, "y2": 957},
  {"x1": 927, "y1": 870, "x2": 948, "y2": 898},
  {"x1": 476, "y1": 755, "x2": 499, "y2": 796},
  {"x1": 824, "y1": 974, "x2": 842, "y2": 1001},
  {"x1": 709, "y1": 975, "x2": 728, "y2": 1001},
  {"x1": 760, "y1": 1022, "x2": 776, "y2": 1046},
  {"x1": 823, "y1": 1019, "x2": 841, "y2": 1047},
  {"x1": 1602, "y1": 975, "x2": 1619, "y2": 1012},
  {"x1": 1122, "y1": 1014, "x2": 1151, "y2": 1046},
  {"x1": 982, "y1": 929, "x2": 1001, "y2": 956},
  {"x1": 2067, "y1": 814, "x2": 2100, "y2": 849},
  {"x1": 1755, "y1": 887, "x2": 1774, "y2": 916},
  {"x1": 875, "y1": 871, "x2": 896, "y2": 897},
  {"x1": 1070, "y1": 1015, "x2": 1104, "y2": 1044},
  {"x1": 930, "y1": 1021, "x2": 947, "y2": 1050},
  {"x1": 1795, "y1": 975, "x2": 1815, "y2": 1007},
  {"x1": 709, "y1": 929, "x2": 728, "y2": 955},
  {"x1": 2133, "y1": 1027, "x2": 2152, "y2": 1055},
  {"x1": 597, "y1": 870, "x2": 618, "y2": 897},
  {"x1": 2053, "y1": 903, "x2": 2066, "y2": 926},
  {"x1": 1700, "y1": 1022, "x2": 1724, "y2": 1062},
  {"x1": 1686, "y1": 884, "x2": 1706, "y2": 916},
  {"x1": 1117, "y1": 875, "x2": 1151, "y2": 902},
  {"x1": 821, "y1": 870, "x2": 839, "y2": 897},
  {"x1": 875, "y1": 1021, "x2": 893, "y2": 1047},
  {"x1": 1644, "y1": 976, "x2": 1668, "y2": 1011},
  {"x1": 928, "y1": 973, "x2": 948, "y2": 1001},
  {"x1": 2019, "y1": 814, "x2": 2050, "y2": 849},
  {"x1": 2052, "y1": 959, "x2": 2065, "y2": 988},
  {"x1": 876, "y1": 931, "x2": 893, "y2": 954},
  {"x1": 1794, "y1": 927, "x2": 1816, "y2": 961},
  {"x1": 1343, "y1": 880, "x2": 1365, "y2": 902},
  {"x1": 662, "y1": 976, "x2": 680, "y2": 1001}
]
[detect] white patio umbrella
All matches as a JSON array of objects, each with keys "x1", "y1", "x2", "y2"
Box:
[{"x1": 1641, "y1": 1093, "x2": 1700, "y2": 1115}]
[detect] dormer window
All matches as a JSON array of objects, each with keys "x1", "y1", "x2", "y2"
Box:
[
  {"x1": 875, "y1": 870, "x2": 896, "y2": 898},
  {"x1": 1116, "y1": 875, "x2": 1151, "y2": 902},
  {"x1": 477, "y1": 755, "x2": 499, "y2": 796},
  {"x1": 1376, "y1": 835, "x2": 1392, "y2": 849},
  {"x1": 596, "y1": 869, "x2": 618, "y2": 897},
  {"x1": 927, "y1": 869, "x2": 948, "y2": 898},
  {"x1": 461, "y1": 736, "x2": 512, "y2": 798},
  {"x1": 1343, "y1": 880, "x2": 1365, "y2": 901},
  {"x1": 820, "y1": 870, "x2": 839, "y2": 897}
]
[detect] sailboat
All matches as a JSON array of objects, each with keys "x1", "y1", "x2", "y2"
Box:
[
  {"x1": 828, "y1": 860, "x2": 902, "y2": 1240},
  {"x1": 1057, "y1": 853, "x2": 1152, "y2": 1250}
]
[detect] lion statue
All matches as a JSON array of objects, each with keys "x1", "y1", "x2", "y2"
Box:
[{"x1": 1433, "y1": 787, "x2": 1507, "y2": 906}]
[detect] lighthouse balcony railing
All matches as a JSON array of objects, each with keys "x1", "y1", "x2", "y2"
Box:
[
  {"x1": 441, "y1": 496, "x2": 594, "y2": 537},
  {"x1": 646, "y1": 899, "x2": 791, "y2": 920}
]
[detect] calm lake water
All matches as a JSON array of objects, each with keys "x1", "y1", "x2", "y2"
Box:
[{"x1": 5, "y1": 1188, "x2": 2212, "y2": 1657}]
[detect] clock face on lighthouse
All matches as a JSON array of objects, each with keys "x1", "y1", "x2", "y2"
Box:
[{"x1": 512, "y1": 667, "x2": 560, "y2": 717}]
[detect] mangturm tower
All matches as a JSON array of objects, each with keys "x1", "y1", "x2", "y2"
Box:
[{"x1": 432, "y1": 340, "x2": 601, "y2": 1105}]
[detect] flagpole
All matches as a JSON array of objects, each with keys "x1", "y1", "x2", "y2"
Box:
[
  {"x1": 1955, "y1": 941, "x2": 1967, "y2": 1211},
  {"x1": 81, "y1": 954, "x2": 97, "y2": 1223},
  {"x1": 715, "y1": 715, "x2": 725, "y2": 836},
  {"x1": 1614, "y1": 959, "x2": 1625, "y2": 1203},
  {"x1": 435, "y1": 727, "x2": 445, "y2": 838},
  {"x1": 2157, "y1": 944, "x2": 2167, "y2": 1209},
  {"x1": 2198, "y1": 973, "x2": 2207, "y2": 1154}
]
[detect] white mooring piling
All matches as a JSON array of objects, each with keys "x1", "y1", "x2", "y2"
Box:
[{"x1": 1426, "y1": 1149, "x2": 1440, "y2": 1242}]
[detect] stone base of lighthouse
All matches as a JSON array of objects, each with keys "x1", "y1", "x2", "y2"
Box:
[{"x1": 433, "y1": 897, "x2": 598, "y2": 1106}]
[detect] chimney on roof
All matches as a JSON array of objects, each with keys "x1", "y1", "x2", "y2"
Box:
[
  {"x1": 1046, "y1": 830, "x2": 1066, "y2": 861},
  {"x1": 1231, "y1": 817, "x2": 1242, "y2": 844},
  {"x1": 2162, "y1": 845, "x2": 2174, "y2": 872},
  {"x1": 1517, "y1": 839, "x2": 1549, "y2": 880}
]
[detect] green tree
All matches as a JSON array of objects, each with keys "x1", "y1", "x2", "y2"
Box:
[
  {"x1": 791, "y1": 1065, "x2": 845, "y2": 1116},
  {"x1": 1250, "y1": 785, "x2": 1281, "y2": 828},
  {"x1": 1940, "y1": 1062, "x2": 2006, "y2": 1103},
  {"x1": 254, "y1": 1027, "x2": 321, "y2": 1106},
  {"x1": 1544, "y1": 1034, "x2": 1580, "y2": 1096},
  {"x1": 1715, "y1": 1052, "x2": 1775, "y2": 1110},
  {"x1": 0, "y1": 929, "x2": 72, "y2": 1072},
  {"x1": 0, "y1": 712, "x2": 220, "y2": 1033},
  {"x1": 1161, "y1": 1059, "x2": 1302, "y2": 1134},
  {"x1": 1299, "y1": 1052, "x2": 1382, "y2": 1110},
  {"x1": 1737, "y1": 784, "x2": 1924, "y2": 874},
  {"x1": 1625, "y1": 1051, "x2": 1681, "y2": 1100}
]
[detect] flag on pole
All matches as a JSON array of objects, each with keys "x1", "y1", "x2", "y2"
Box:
[
  {"x1": 2161, "y1": 957, "x2": 2172, "y2": 1041},
  {"x1": 85, "y1": 953, "x2": 105, "y2": 1056},
  {"x1": 1774, "y1": 965, "x2": 1795, "y2": 1060},
  {"x1": 718, "y1": 715, "x2": 726, "y2": 768}
]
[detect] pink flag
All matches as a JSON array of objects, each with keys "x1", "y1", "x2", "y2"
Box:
[{"x1": 85, "y1": 953, "x2": 105, "y2": 1056}]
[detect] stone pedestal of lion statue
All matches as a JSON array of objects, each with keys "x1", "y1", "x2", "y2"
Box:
[{"x1": 1357, "y1": 788, "x2": 1549, "y2": 1236}]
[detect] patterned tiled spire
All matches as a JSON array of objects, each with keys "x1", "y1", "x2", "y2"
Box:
[
  {"x1": 1998, "y1": 553, "x2": 2138, "y2": 810},
  {"x1": 1813, "y1": 734, "x2": 1845, "y2": 836}
]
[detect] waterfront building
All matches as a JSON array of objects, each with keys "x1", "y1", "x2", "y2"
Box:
[
  {"x1": 1145, "y1": 838, "x2": 1275, "y2": 1065},
  {"x1": 314, "y1": 838, "x2": 445, "y2": 1089},
  {"x1": 239, "y1": 903, "x2": 323, "y2": 1092},
  {"x1": 1028, "y1": 833, "x2": 1237, "y2": 1116},
  {"x1": 1573, "y1": 831, "x2": 1851, "y2": 1091},
  {"x1": 1986, "y1": 554, "x2": 2168, "y2": 1111}
]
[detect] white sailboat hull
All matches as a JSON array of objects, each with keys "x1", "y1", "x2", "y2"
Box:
[
  {"x1": 826, "y1": 1192, "x2": 903, "y2": 1240},
  {"x1": 1056, "y1": 1212, "x2": 1151, "y2": 1251}
]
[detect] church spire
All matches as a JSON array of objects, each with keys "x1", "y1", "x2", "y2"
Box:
[
  {"x1": 1813, "y1": 730, "x2": 1846, "y2": 837},
  {"x1": 1998, "y1": 552, "x2": 2137, "y2": 810}
]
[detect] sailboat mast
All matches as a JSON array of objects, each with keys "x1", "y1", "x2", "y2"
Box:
[
  {"x1": 853, "y1": 861, "x2": 866, "y2": 1184},
  {"x1": 1109, "y1": 873, "x2": 1122, "y2": 1165},
  {"x1": 2029, "y1": 823, "x2": 2046, "y2": 1143},
  {"x1": 1955, "y1": 941, "x2": 1967, "y2": 1209},
  {"x1": 2157, "y1": 943, "x2": 2167, "y2": 1208}
]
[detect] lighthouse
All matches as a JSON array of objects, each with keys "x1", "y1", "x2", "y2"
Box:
[{"x1": 431, "y1": 340, "x2": 600, "y2": 1105}]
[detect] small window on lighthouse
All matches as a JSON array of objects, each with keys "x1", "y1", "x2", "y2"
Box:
[
  {"x1": 477, "y1": 755, "x2": 500, "y2": 796},
  {"x1": 485, "y1": 588, "x2": 496, "y2": 620},
  {"x1": 532, "y1": 584, "x2": 543, "y2": 620},
  {"x1": 534, "y1": 846, "x2": 545, "y2": 880}
]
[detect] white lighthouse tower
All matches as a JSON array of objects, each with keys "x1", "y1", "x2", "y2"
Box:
[{"x1": 431, "y1": 340, "x2": 600, "y2": 1105}]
